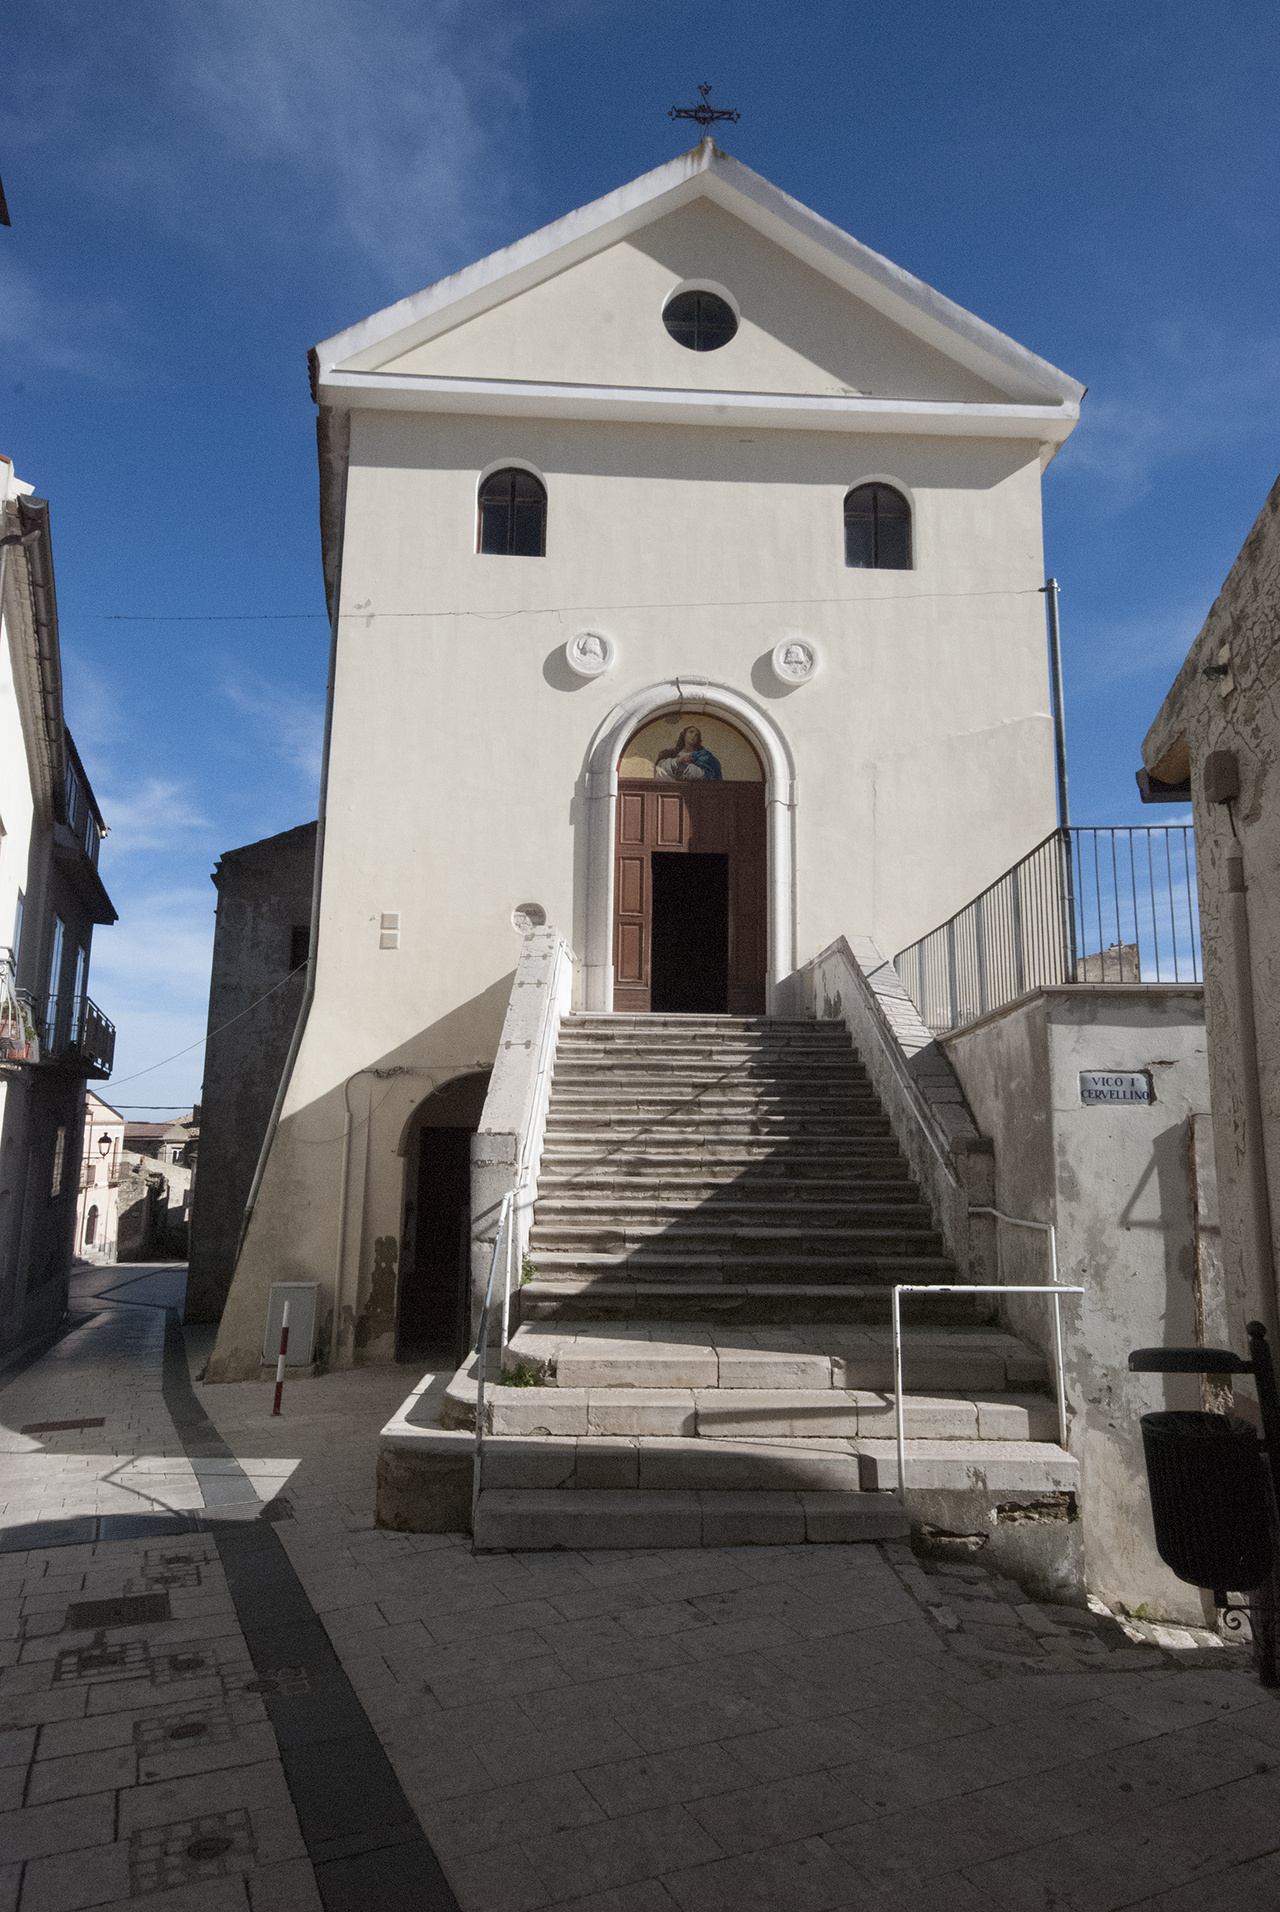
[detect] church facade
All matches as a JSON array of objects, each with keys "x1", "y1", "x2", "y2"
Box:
[{"x1": 209, "y1": 141, "x2": 1083, "y2": 1380}]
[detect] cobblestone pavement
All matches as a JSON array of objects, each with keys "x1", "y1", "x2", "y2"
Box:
[{"x1": 2, "y1": 1264, "x2": 1279, "y2": 1911}]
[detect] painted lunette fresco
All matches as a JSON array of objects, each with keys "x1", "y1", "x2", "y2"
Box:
[{"x1": 619, "y1": 714, "x2": 763, "y2": 782}]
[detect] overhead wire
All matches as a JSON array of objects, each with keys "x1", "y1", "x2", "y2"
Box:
[
  {"x1": 104, "y1": 964, "x2": 307, "y2": 1090},
  {"x1": 83, "y1": 583, "x2": 1045, "y2": 624}
]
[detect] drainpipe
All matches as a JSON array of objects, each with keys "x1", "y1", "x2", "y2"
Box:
[
  {"x1": 1041, "y1": 578, "x2": 1071, "y2": 831},
  {"x1": 232, "y1": 445, "x2": 347, "y2": 1271},
  {"x1": 1041, "y1": 578, "x2": 1077, "y2": 977}
]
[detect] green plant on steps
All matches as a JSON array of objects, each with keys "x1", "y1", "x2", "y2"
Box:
[
  {"x1": 520, "y1": 1253, "x2": 535, "y2": 1287},
  {"x1": 499, "y1": 1360, "x2": 542, "y2": 1387}
]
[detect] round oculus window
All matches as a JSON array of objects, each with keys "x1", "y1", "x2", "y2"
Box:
[{"x1": 662, "y1": 290, "x2": 738, "y2": 352}]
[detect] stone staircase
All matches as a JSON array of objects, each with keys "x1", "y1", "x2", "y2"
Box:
[{"x1": 460, "y1": 1014, "x2": 1075, "y2": 1550}]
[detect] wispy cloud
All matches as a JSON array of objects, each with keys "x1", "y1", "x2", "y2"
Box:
[
  {"x1": 1059, "y1": 320, "x2": 1280, "y2": 511},
  {"x1": 173, "y1": 0, "x2": 529, "y2": 289},
  {"x1": 1071, "y1": 599, "x2": 1209, "y2": 688},
  {"x1": 221, "y1": 677, "x2": 324, "y2": 794},
  {"x1": 0, "y1": 261, "x2": 134, "y2": 385},
  {"x1": 90, "y1": 888, "x2": 214, "y2": 1007},
  {"x1": 96, "y1": 782, "x2": 212, "y2": 855},
  {"x1": 11, "y1": 2, "x2": 529, "y2": 299},
  {"x1": 89, "y1": 890, "x2": 218, "y2": 1104}
]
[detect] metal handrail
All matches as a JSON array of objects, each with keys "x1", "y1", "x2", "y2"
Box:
[
  {"x1": 894, "y1": 825, "x2": 1201, "y2": 1036},
  {"x1": 471, "y1": 1189, "x2": 514, "y2": 1534},
  {"x1": 892, "y1": 1255, "x2": 1085, "y2": 1506}
]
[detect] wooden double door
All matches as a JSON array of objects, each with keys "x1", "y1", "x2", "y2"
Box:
[{"x1": 613, "y1": 779, "x2": 766, "y2": 1014}]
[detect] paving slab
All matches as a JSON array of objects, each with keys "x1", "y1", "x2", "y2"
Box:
[{"x1": 2, "y1": 1260, "x2": 1276, "y2": 1911}]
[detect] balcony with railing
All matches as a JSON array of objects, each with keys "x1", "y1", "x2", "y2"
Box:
[
  {"x1": 40, "y1": 990, "x2": 116, "y2": 1078},
  {"x1": 893, "y1": 826, "x2": 1201, "y2": 1036}
]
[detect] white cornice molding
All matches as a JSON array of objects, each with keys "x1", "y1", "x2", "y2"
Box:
[
  {"x1": 316, "y1": 368, "x2": 1079, "y2": 443},
  {"x1": 314, "y1": 142, "x2": 1084, "y2": 410}
]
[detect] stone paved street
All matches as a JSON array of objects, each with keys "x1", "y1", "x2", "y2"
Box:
[{"x1": 2, "y1": 1263, "x2": 1279, "y2": 1910}]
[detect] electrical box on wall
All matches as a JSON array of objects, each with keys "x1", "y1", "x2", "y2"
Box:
[{"x1": 263, "y1": 1281, "x2": 319, "y2": 1367}]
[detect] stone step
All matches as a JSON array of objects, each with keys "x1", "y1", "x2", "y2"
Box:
[
  {"x1": 518, "y1": 1280, "x2": 992, "y2": 1326},
  {"x1": 536, "y1": 1164, "x2": 915, "y2": 1190},
  {"x1": 566, "y1": 1016, "x2": 821, "y2": 1035},
  {"x1": 534, "y1": 1197, "x2": 935, "y2": 1227},
  {"x1": 540, "y1": 1138, "x2": 904, "y2": 1164},
  {"x1": 528, "y1": 1252, "x2": 957, "y2": 1283},
  {"x1": 551, "y1": 1070, "x2": 868, "y2": 1086},
  {"x1": 472, "y1": 1487, "x2": 910, "y2": 1550},
  {"x1": 456, "y1": 1382, "x2": 1056, "y2": 1443},
  {"x1": 554, "y1": 1048, "x2": 859, "y2": 1070},
  {"x1": 530, "y1": 1222, "x2": 946, "y2": 1255},
  {"x1": 552, "y1": 1056, "x2": 858, "y2": 1074},
  {"x1": 506, "y1": 1324, "x2": 1049, "y2": 1392},
  {"x1": 543, "y1": 1101, "x2": 883, "y2": 1116},
  {"x1": 855, "y1": 1441, "x2": 1078, "y2": 1494},
  {"x1": 544, "y1": 1116, "x2": 894, "y2": 1138}
]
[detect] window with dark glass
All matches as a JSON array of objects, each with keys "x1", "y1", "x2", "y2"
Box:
[
  {"x1": 478, "y1": 468, "x2": 547, "y2": 556},
  {"x1": 843, "y1": 483, "x2": 912, "y2": 570},
  {"x1": 662, "y1": 290, "x2": 738, "y2": 352}
]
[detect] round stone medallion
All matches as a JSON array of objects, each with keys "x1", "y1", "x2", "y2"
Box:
[
  {"x1": 565, "y1": 630, "x2": 615, "y2": 678},
  {"x1": 771, "y1": 637, "x2": 819, "y2": 684}
]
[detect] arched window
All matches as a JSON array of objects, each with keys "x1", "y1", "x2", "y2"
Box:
[
  {"x1": 844, "y1": 483, "x2": 912, "y2": 570},
  {"x1": 85, "y1": 1205, "x2": 98, "y2": 1245},
  {"x1": 478, "y1": 468, "x2": 547, "y2": 557}
]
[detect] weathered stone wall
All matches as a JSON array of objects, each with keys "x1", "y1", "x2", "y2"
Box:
[
  {"x1": 1142, "y1": 472, "x2": 1280, "y2": 1352},
  {"x1": 185, "y1": 822, "x2": 315, "y2": 1322}
]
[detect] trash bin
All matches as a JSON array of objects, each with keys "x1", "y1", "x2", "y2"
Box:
[{"x1": 1140, "y1": 1410, "x2": 1275, "y2": 1593}]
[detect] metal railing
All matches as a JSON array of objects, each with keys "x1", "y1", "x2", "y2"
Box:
[
  {"x1": 472, "y1": 1190, "x2": 515, "y2": 1532},
  {"x1": 39, "y1": 992, "x2": 116, "y2": 1076},
  {"x1": 894, "y1": 826, "x2": 1201, "y2": 1035},
  {"x1": 892, "y1": 1209, "x2": 1084, "y2": 1497}
]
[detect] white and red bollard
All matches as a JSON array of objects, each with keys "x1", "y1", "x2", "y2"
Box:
[{"x1": 271, "y1": 1300, "x2": 291, "y2": 1416}]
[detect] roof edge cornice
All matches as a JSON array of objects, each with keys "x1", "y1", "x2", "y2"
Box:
[{"x1": 316, "y1": 367, "x2": 1079, "y2": 445}]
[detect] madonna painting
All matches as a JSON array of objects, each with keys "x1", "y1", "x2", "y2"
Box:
[
  {"x1": 654, "y1": 726, "x2": 723, "y2": 781},
  {"x1": 618, "y1": 714, "x2": 763, "y2": 782}
]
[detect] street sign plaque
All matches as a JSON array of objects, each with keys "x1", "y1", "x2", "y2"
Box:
[{"x1": 1080, "y1": 1071, "x2": 1152, "y2": 1106}]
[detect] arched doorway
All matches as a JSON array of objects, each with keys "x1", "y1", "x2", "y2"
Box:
[
  {"x1": 614, "y1": 712, "x2": 766, "y2": 1014},
  {"x1": 398, "y1": 1071, "x2": 490, "y2": 1363}
]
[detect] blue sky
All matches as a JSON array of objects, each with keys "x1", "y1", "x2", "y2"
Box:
[{"x1": 4, "y1": 1, "x2": 1278, "y2": 1111}]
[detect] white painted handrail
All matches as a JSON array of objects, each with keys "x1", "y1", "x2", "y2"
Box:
[
  {"x1": 891, "y1": 1273, "x2": 1084, "y2": 1505},
  {"x1": 472, "y1": 1190, "x2": 514, "y2": 1534}
]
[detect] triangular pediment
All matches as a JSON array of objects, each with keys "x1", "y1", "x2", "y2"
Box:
[{"x1": 316, "y1": 142, "x2": 1082, "y2": 413}]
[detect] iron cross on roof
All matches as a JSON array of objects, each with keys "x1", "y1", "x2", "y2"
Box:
[{"x1": 669, "y1": 83, "x2": 740, "y2": 132}]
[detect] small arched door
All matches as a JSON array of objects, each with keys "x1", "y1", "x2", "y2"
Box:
[{"x1": 613, "y1": 713, "x2": 766, "y2": 1014}]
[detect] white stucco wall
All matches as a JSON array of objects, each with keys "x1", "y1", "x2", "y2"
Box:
[
  {"x1": 945, "y1": 985, "x2": 1221, "y2": 1620},
  {"x1": 383, "y1": 200, "x2": 1012, "y2": 403}
]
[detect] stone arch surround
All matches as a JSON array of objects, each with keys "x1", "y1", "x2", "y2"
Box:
[{"x1": 579, "y1": 679, "x2": 798, "y2": 1011}]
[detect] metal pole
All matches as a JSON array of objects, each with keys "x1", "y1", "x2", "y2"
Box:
[
  {"x1": 892, "y1": 1286, "x2": 906, "y2": 1506},
  {"x1": 271, "y1": 1301, "x2": 290, "y2": 1416},
  {"x1": 1042, "y1": 578, "x2": 1070, "y2": 831}
]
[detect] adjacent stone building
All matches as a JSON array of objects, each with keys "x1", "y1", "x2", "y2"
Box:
[
  {"x1": 185, "y1": 823, "x2": 315, "y2": 1322},
  {"x1": 1141, "y1": 472, "x2": 1280, "y2": 1352}
]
